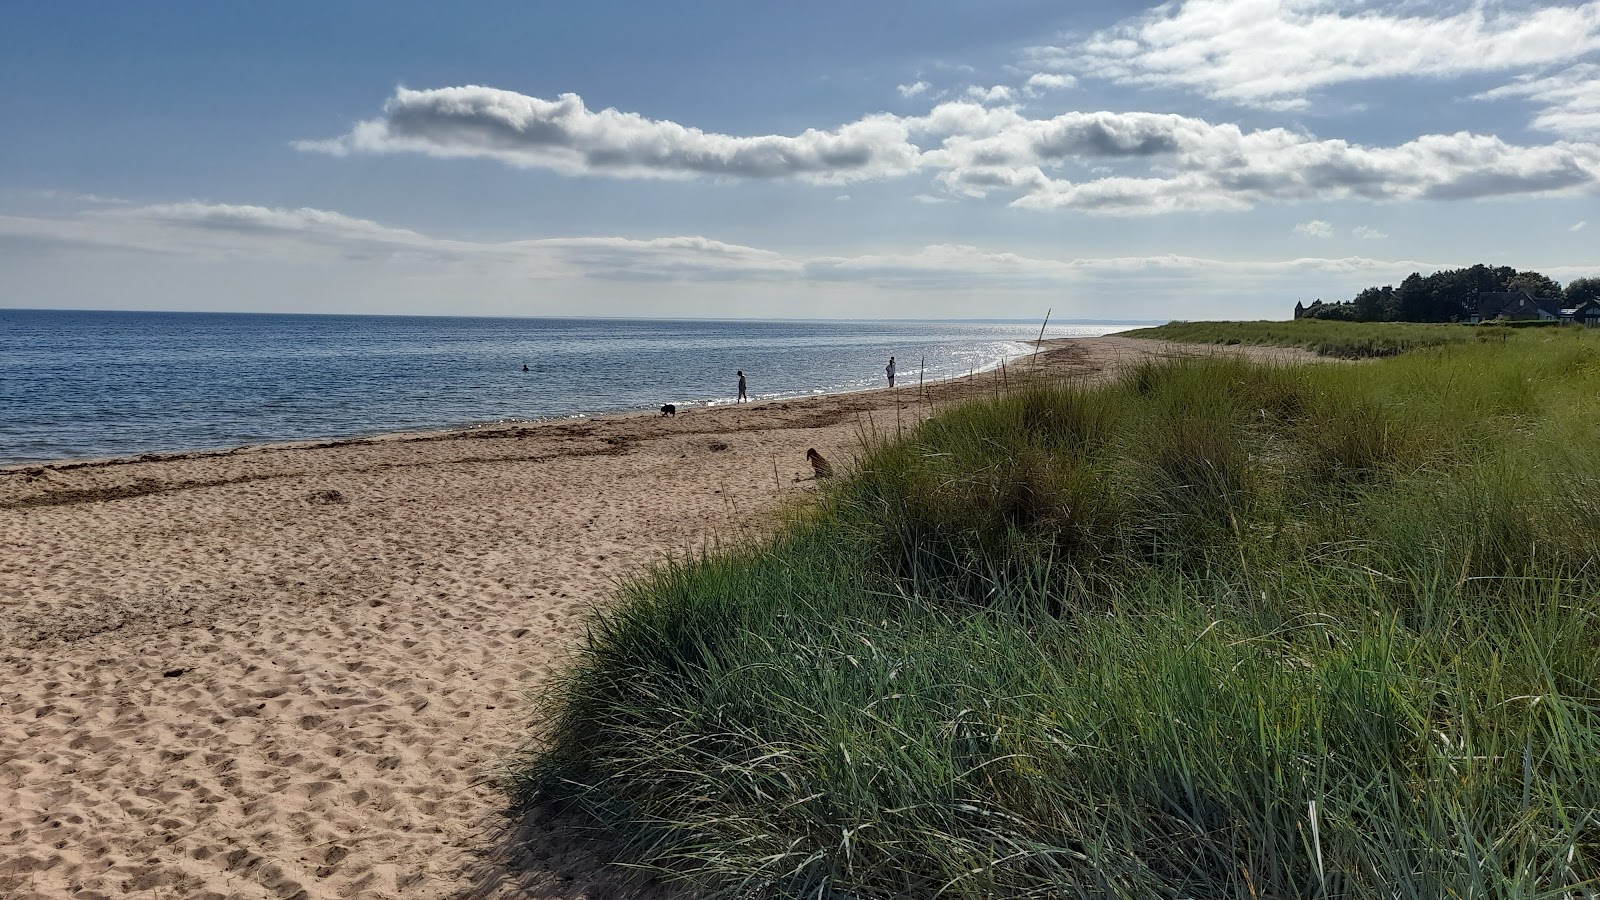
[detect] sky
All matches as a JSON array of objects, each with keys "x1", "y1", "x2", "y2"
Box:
[{"x1": 1, "y1": 0, "x2": 1597, "y2": 321}]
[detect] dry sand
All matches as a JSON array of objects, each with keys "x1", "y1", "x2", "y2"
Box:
[{"x1": 0, "y1": 336, "x2": 1323, "y2": 899}]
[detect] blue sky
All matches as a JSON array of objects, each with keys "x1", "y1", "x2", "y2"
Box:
[{"x1": 2, "y1": 0, "x2": 1597, "y2": 320}]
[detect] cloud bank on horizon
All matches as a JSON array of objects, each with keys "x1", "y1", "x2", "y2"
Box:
[
  {"x1": 1, "y1": 200, "x2": 1460, "y2": 282},
  {"x1": 3, "y1": 0, "x2": 1598, "y2": 319},
  {"x1": 9, "y1": 200, "x2": 1597, "y2": 320}
]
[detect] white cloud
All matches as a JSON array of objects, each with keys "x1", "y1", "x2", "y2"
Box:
[
  {"x1": 897, "y1": 80, "x2": 930, "y2": 98},
  {"x1": 302, "y1": 88, "x2": 1600, "y2": 215},
  {"x1": 527, "y1": 235, "x2": 803, "y2": 282},
  {"x1": 0, "y1": 202, "x2": 1448, "y2": 289},
  {"x1": 1293, "y1": 219, "x2": 1332, "y2": 238},
  {"x1": 0, "y1": 202, "x2": 459, "y2": 264},
  {"x1": 913, "y1": 194, "x2": 948, "y2": 204},
  {"x1": 106, "y1": 202, "x2": 427, "y2": 241},
  {"x1": 963, "y1": 85, "x2": 1017, "y2": 104},
  {"x1": 1573, "y1": 220, "x2": 1589, "y2": 231},
  {"x1": 835, "y1": 194, "x2": 851, "y2": 202},
  {"x1": 1024, "y1": 73, "x2": 1077, "y2": 95},
  {"x1": 31, "y1": 189, "x2": 131, "y2": 206},
  {"x1": 1478, "y1": 63, "x2": 1600, "y2": 139},
  {"x1": 915, "y1": 106, "x2": 1600, "y2": 214},
  {"x1": 793, "y1": 245, "x2": 1469, "y2": 292},
  {"x1": 0, "y1": 210, "x2": 358, "y2": 268},
  {"x1": 1029, "y1": 0, "x2": 1600, "y2": 109},
  {"x1": 298, "y1": 86, "x2": 923, "y2": 184},
  {"x1": 11, "y1": 201, "x2": 1598, "y2": 318},
  {"x1": 1352, "y1": 225, "x2": 1387, "y2": 240},
  {"x1": 0, "y1": 204, "x2": 804, "y2": 281}
]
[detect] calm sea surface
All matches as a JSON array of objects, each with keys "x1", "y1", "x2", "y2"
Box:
[{"x1": 0, "y1": 310, "x2": 1134, "y2": 464}]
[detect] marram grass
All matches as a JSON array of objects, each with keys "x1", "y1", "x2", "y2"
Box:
[
  {"x1": 515, "y1": 327, "x2": 1600, "y2": 899},
  {"x1": 1128, "y1": 318, "x2": 1495, "y2": 358}
]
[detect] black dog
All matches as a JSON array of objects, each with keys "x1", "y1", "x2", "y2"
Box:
[
  {"x1": 660, "y1": 404, "x2": 677, "y2": 417},
  {"x1": 806, "y1": 447, "x2": 834, "y2": 478}
]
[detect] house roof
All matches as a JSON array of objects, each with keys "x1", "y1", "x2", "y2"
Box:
[{"x1": 1475, "y1": 291, "x2": 1563, "y2": 318}]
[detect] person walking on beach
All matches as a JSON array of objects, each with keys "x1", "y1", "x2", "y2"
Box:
[
  {"x1": 737, "y1": 370, "x2": 748, "y2": 403},
  {"x1": 886, "y1": 356, "x2": 896, "y2": 388}
]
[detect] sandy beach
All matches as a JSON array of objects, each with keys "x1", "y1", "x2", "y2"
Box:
[{"x1": 0, "y1": 336, "x2": 1321, "y2": 900}]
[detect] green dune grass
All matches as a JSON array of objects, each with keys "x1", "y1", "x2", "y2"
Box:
[
  {"x1": 1127, "y1": 319, "x2": 1513, "y2": 358},
  {"x1": 515, "y1": 327, "x2": 1600, "y2": 898}
]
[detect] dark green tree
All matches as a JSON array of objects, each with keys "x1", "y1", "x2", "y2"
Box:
[
  {"x1": 1302, "y1": 299, "x2": 1361, "y2": 321},
  {"x1": 1565, "y1": 277, "x2": 1600, "y2": 305},
  {"x1": 1350, "y1": 286, "x2": 1387, "y2": 321},
  {"x1": 1505, "y1": 271, "x2": 1562, "y2": 298},
  {"x1": 1316, "y1": 263, "x2": 1579, "y2": 323},
  {"x1": 1396, "y1": 273, "x2": 1433, "y2": 321}
]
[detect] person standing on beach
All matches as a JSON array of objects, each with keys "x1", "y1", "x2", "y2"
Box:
[
  {"x1": 737, "y1": 370, "x2": 748, "y2": 403},
  {"x1": 886, "y1": 356, "x2": 896, "y2": 388}
]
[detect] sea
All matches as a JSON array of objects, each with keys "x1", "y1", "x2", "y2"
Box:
[{"x1": 0, "y1": 309, "x2": 1139, "y2": 465}]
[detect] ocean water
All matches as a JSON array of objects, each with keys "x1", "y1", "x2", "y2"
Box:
[{"x1": 0, "y1": 310, "x2": 1133, "y2": 464}]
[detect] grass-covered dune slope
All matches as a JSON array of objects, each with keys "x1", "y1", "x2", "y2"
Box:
[
  {"x1": 1130, "y1": 318, "x2": 1530, "y2": 359},
  {"x1": 518, "y1": 327, "x2": 1600, "y2": 899}
]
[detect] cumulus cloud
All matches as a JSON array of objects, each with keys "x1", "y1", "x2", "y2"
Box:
[
  {"x1": 1293, "y1": 219, "x2": 1333, "y2": 238},
  {"x1": 964, "y1": 85, "x2": 1018, "y2": 104},
  {"x1": 298, "y1": 86, "x2": 922, "y2": 183},
  {"x1": 897, "y1": 80, "x2": 930, "y2": 98},
  {"x1": 1027, "y1": 0, "x2": 1600, "y2": 109},
  {"x1": 1574, "y1": 220, "x2": 1589, "y2": 231},
  {"x1": 1024, "y1": 73, "x2": 1077, "y2": 95},
  {"x1": 302, "y1": 88, "x2": 1600, "y2": 214},
  {"x1": 1478, "y1": 63, "x2": 1600, "y2": 139},
  {"x1": 918, "y1": 107, "x2": 1600, "y2": 214},
  {"x1": 1352, "y1": 225, "x2": 1387, "y2": 240}
]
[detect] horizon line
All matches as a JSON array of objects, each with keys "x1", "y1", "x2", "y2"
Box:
[{"x1": 0, "y1": 307, "x2": 1172, "y2": 326}]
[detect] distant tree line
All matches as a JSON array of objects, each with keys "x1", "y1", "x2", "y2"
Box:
[{"x1": 1297, "y1": 265, "x2": 1600, "y2": 323}]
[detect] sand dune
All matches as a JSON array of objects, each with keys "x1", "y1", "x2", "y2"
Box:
[{"x1": 0, "y1": 337, "x2": 1320, "y2": 899}]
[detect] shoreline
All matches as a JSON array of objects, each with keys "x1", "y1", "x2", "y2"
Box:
[
  {"x1": 0, "y1": 337, "x2": 1056, "y2": 475},
  {"x1": 0, "y1": 336, "x2": 1324, "y2": 899}
]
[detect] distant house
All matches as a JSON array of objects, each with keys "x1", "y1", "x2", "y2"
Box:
[
  {"x1": 1471, "y1": 291, "x2": 1564, "y2": 323},
  {"x1": 1563, "y1": 299, "x2": 1600, "y2": 327}
]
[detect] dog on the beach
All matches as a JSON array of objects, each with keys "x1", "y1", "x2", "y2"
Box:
[
  {"x1": 660, "y1": 404, "x2": 676, "y2": 417},
  {"x1": 806, "y1": 448, "x2": 834, "y2": 478}
]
